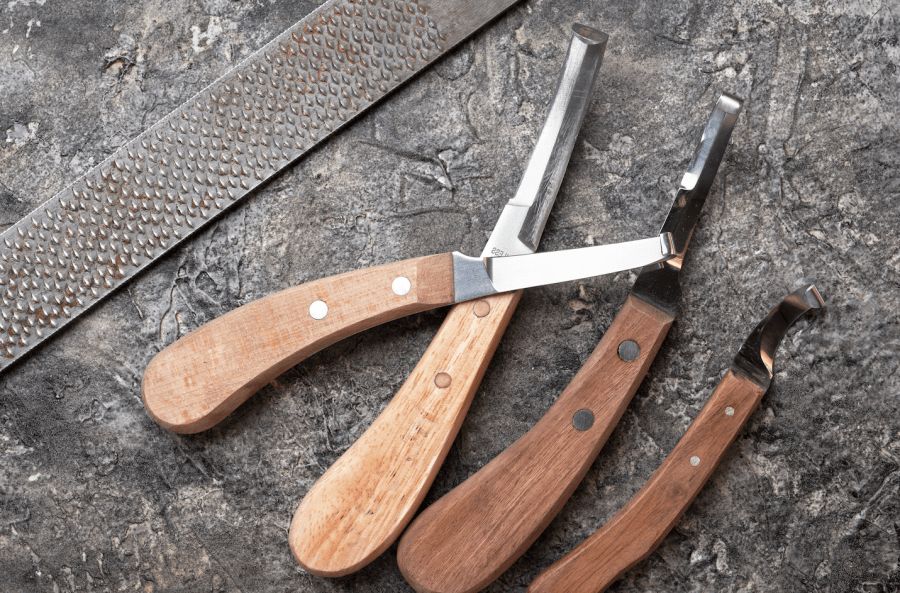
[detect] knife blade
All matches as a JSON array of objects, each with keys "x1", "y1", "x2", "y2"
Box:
[
  {"x1": 528, "y1": 284, "x2": 824, "y2": 593},
  {"x1": 287, "y1": 25, "x2": 608, "y2": 576},
  {"x1": 0, "y1": 0, "x2": 521, "y2": 373},
  {"x1": 396, "y1": 93, "x2": 743, "y2": 593}
]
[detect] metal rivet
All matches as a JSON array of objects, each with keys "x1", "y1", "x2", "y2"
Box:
[
  {"x1": 725, "y1": 406, "x2": 735, "y2": 416},
  {"x1": 617, "y1": 340, "x2": 640, "y2": 362},
  {"x1": 690, "y1": 456, "x2": 700, "y2": 467},
  {"x1": 309, "y1": 300, "x2": 328, "y2": 320},
  {"x1": 392, "y1": 276, "x2": 411, "y2": 296},
  {"x1": 472, "y1": 300, "x2": 491, "y2": 318},
  {"x1": 573, "y1": 409, "x2": 594, "y2": 431},
  {"x1": 434, "y1": 372, "x2": 452, "y2": 389}
]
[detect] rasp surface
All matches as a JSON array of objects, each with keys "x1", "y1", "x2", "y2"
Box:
[{"x1": 0, "y1": 0, "x2": 444, "y2": 369}]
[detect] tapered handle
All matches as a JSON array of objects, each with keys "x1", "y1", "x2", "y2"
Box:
[
  {"x1": 397, "y1": 295, "x2": 674, "y2": 593},
  {"x1": 142, "y1": 253, "x2": 454, "y2": 433},
  {"x1": 289, "y1": 291, "x2": 521, "y2": 576},
  {"x1": 529, "y1": 371, "x2": 765, "y2": 593}
]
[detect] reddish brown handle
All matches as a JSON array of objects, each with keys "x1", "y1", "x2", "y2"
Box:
[
  {"x1": 289, "y1": 291, "x2": 521, "y2": 577},
  {"x1": 397, "y1": 295, "x2": 674, "y2": 593},
  {"x1": 529, "y1": 371, "x2": 765, "y2": 593},
  {"x1": 142, "y1": 254, "x2": 454, "y2": 433}
]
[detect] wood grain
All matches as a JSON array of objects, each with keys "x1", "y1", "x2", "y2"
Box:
[
  {"x1": 397, "y1": 295, "x2": 674, "y2": 593},
  {"x1": 142, "y1": 253, "x2": 454, "y2": 434},
  {"x1": 289, "y1": 290, "x2": 522, "y2": 576},
  {"x1": 528, "y1": 371, "x2": 765, "y2": 593}
]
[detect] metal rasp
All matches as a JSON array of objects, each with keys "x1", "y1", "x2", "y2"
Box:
[{"x1": 0, "y1": 0, "x2": 519, "y2": 371}]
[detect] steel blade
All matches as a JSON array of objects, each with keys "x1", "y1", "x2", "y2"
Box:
[
  {"x1": 0, "y1": 0, "x2": 519, "y2": 372},
  {"x1": 630, "y1": 93, "x2": 743, "y2": 316},
  {"x1": 732, "y1": 284, "x2": 824, "y2": 388},
  {"x1": 452, "y1": 233, "x2": 674, "y2": 302},
  {"x1": 481, "y1": 25, "x2": 607, "y2": 259},
  {"x1": 487, "y1": 233, "x2": 673, "y2": 292}
]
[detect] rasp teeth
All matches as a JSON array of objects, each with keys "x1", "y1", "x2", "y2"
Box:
[{"x1": 0, "y1": 0, "x2": 444, "y2": 367}]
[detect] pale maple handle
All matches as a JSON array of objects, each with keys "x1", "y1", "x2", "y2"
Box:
[
  {"x1": 289, "y1": 290, "x2": 521, "y2": 576},
  {"x1": 529, "y1": 371, "x2": 765, "y2": 593},
  {"x1": 397, "y1": 295, "x2": 675, "y2": 593},
  {"x1": 141, "y1": 253, "x2": 454, "y2": 433}
]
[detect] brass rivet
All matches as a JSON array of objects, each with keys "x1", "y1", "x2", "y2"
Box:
[
  {"x1": 472, "y1": 300, "x2": 491, "y2": 318},
  {"x1": 618, "y1": 340, "x2": 640, "y2": 362},
  {"x1": 434, "y1": 372, "x2": 452, "y2": 389}
]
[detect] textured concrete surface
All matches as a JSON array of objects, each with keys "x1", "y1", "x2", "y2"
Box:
[{"x1": 1, "y1": 0, "x2": 898, "y2": 591}]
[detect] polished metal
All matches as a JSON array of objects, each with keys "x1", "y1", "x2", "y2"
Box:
[
  {"x1": 690, "y1": 456, "x2": 700, "y2": 467},
  {"x1": 572, "y1": 409, "x2": 594, "y2": 431},
  {"x1": 732, "y1": 284, "x2": 824, "y2": 388},
  {"x1": 482, "y1": 25, "x2": 607, "y2": 259},
  {"x1": 487, "y1": 233, "x2": 674, "y2": 293},
  {"x1": 452, "y1": 233, "x2": 674, "y2": 303},
  {"x1": 617, "y1": 340, "x2": 640, "y2": 362},
  {"x1": 0, "y1": 0, "x2": 520, "y2": 372},
  {"x1": 452, "y1": 254, "x2": 500, "y2": 303},
  {"x1": 517, "y1": 26, "x2": 608, "y2": 252},
  {"x1": 630, "y1": 93, "x2": 743, "y2": 317}
]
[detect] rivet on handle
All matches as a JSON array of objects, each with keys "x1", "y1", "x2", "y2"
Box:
[
  {"x1": 392, "y1": 276, "x2": 411, "y2": 296},
  {"x1": 572, "y1": 409, "x2": 594, "y2": 431},
  {"x1": 617, "y1": 339, "x2": 640, "y2": 362},
  {"x1": 472, "y1": 300, "x2": 491, "y2": 318},
  {"x1": 434, "y1": 372, "x2": 452, "y2": 389},
  {"x1": 309, "y1": 300, "x2": 328, "y2": 320},
  {"x1": 690, "y1": 456, "x2": 700, "y2": 467}
]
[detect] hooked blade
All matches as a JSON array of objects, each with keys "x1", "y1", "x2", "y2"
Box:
[
  {"x1": 0, "y1": 0, "x2": 521, "y2": 372},
  {"x1": 481, "y1": 25, "x2": 608, "y2": 259},
  {"x1": 732, "y1": 284, "x2": 824, "y2": 388},
  {"x1": 630, "y1": 93, "x2": 743, "y2": 316}
]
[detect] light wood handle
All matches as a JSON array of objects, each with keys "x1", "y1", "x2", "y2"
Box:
[
  {"x1": 289, "y1": 291, "x2": 522, "y2": 576},
  {"x1": 528, "y1": 371, "x2": 765, "y2": 593},
  {"x1": 397, "y1": 295, "x2": 674, "y2": 593},
  {"x1": 141, "y1": 253, "x2": 455, "y2": 433}
]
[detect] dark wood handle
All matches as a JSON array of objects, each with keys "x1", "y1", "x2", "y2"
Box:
[
  {"x1": 141, "y1": 253, "x2": 454, "y2": 433},
  {"x1": 528, "y1": 371, "x2": 765, "y2": 593},
  {"x1": 289, "y1": 291, "x2": 521, "y2": 577},
  {"x1": 397, "y1": 295, "x2": 674, "y2": 593}
]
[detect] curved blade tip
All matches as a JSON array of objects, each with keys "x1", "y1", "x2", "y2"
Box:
[
  {"x1": 799, "y1": 283, "x2": 825, "y2": 310},
  {"x1": 717, "y1": 92, "x2": 744, "y2": 115},
  {"x1": 660, "y1": 232, "x2": 675, "y2": 258},
  {"x1": 572, "y1": 24, "x2": 609, "y2": 46}
]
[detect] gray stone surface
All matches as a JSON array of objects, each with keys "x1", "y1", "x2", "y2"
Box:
[{"x1": 0, "y1": 0, "x2": 898, "y2": 591}]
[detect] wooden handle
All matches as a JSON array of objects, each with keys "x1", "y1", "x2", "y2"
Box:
[
  {"x1": 528, "y1": 371, "x2": 765, "y2": 593},
  {"x1": 397, "y1": 294, "x2": 674, "y2": 593},
  {"x1": 289, "y1": 291, "x2": 521, "y2": 576},
  {"x1": 141, "y1": 254, "x2": 454, "y2": 433}
]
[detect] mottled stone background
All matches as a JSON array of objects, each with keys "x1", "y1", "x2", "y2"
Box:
[{"x1": 1, "y1": 0, "x2": 898, "y2": 591}]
